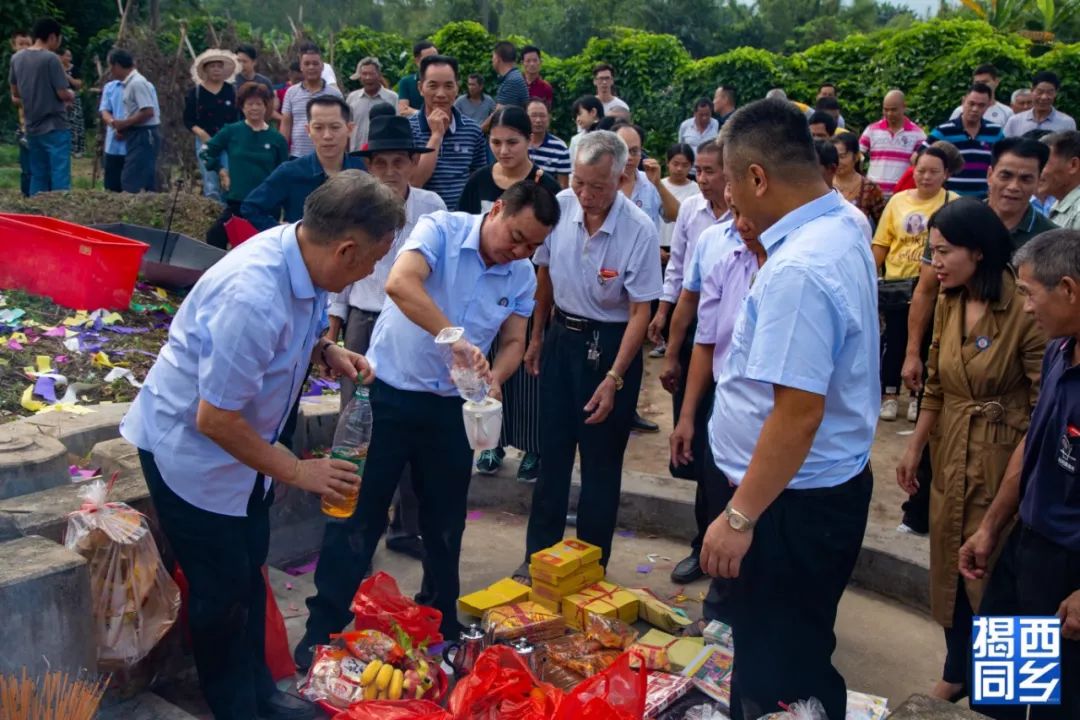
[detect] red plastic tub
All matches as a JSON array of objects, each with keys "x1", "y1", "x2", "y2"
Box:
[{"x1": 0, "y1": 213, "x2": 150, "y2": 310}]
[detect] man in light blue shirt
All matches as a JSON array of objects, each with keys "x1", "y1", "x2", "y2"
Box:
[
  {"x1": 700, "y1": 99, "x2": 878, "y2": 720},
  {"x1": 120, "y1": 172, "x2": 404, "y2": 720},
  {"x1": 519, "y1": 130, "x2": 662, "y2": 580},
  {"x1": 98, "y1": 78, "x2": 126, "y2": 192},
  {"x1": 297, "y1": 181, "x2": 560, "y2": 656}
]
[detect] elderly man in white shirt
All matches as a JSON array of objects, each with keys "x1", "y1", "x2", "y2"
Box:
[
  {"x1": 327, "y1": 114, "x2": 444, "y2": 561},
  {"x1": 345, "y1": 57, "x2": 398, "y2": 151}
]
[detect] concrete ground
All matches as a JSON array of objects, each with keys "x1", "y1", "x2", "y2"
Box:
[{"x1": 150, "y1": 511, "x2": 944, "y2": 719}]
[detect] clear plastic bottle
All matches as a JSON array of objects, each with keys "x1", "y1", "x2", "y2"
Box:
[{"x1": 321, "y1": 385, "x2": 372, "y2": 518}]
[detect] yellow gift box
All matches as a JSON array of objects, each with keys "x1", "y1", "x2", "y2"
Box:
[
  {"x1": 627, "y1": 588, "x2": 693, "y2": 634},
  {"x1": 458, "y1": 577, "x2": 531, "y2": 616},
  {"x1": 530, "y1": 539, "x2": 602, "y2": 580},
  {"x1": 562, "y1": 581, "x2": 639, "y2": 630},
  {"x1": 527, "y1": 591, "x2": 562, "y2": 614},
  {"x1": 530, "y1": 562, "x2": 605, "y2": 602},
  {"x1": 630, "y1": 630, "x2": 704, "y2": 672}
]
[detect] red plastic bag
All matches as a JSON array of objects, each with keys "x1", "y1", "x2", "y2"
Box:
[
  {"x1": 351, "y1": 572, "x2": 443, "y2": 646},
  {"x1": 449, "y1": 645, "x2": 564, "y2": 720},
  {"x1": 554, "y1": 651, "x2": 647, "y2": 720},
  {"x1": 172, "y1": 565, "x2": 296, "y2": 681},
  {"x1": 262, "y1": 566, "x2": 297, "y2": 680},
  {"x1": 224, "y1": 215, "x2": 259, "y2": 247},
  {"x1": 332, "y1": 700, "x2": 451, "y2": 720}
]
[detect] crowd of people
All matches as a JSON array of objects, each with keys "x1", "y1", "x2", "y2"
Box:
[{"x1": 10, "y1": 15, "x2": 1080, "y2": 720}]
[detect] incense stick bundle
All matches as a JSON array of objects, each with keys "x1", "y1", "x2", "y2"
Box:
[{"x1": 0, "y1": 669, "x2": 109, "y2": 720}]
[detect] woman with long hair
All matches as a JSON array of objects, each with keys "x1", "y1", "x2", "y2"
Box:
[{"x1": 896, "y1": 197, "x2": 1045, "y2": 703}]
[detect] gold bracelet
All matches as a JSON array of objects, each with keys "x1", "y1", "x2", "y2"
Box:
[{"x1": 605, "y1": 369, "x2": 624, "y2": 391}]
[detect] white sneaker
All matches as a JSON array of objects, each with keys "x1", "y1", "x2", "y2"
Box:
[
  {"x1": 906, "y1": 400, "x2": 918, "y2": 423},
  {"x1": 648, "y1": 342, "x2": 667, "y2": 358},
  {"x1": 880, "y1": 398, "x2": 899, "y2": 421}
]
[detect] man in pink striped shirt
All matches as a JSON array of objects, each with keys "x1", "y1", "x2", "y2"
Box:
[{"x1": 859, "y1": 89, "x2": 926, "y2": 197}]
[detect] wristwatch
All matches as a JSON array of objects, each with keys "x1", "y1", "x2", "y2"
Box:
[
  {"x1": 724, "y1": 503, "x2": 756, "y2": 532},
  {"x1": 605, "y1": 370, "x2": 624, "y2": 390}
]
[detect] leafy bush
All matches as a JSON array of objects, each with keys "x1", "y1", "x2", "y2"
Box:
[
  {"x1": 787, "y1": 34, "x2": 882, "y2": 130},
  {"x1": 333, "y1": 26, "x2": 412, "y2": 90},
  {"x1": 677, "y1": 47, "x2": 790, "y2": 115},
  {"x1": 430, "y1": 21, "x2": 496, "y2": 84}
]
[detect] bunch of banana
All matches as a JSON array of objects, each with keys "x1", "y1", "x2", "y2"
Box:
[{"x1": 358, "y1": 659, "x2": 405, "y2": 700}]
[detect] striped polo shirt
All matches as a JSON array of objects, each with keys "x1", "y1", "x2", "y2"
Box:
[
  {"x1": 528, "y1": 132, "x2": 571, "y2": 178},
  {"x1": 409, "y1": 107, "x2": 488, "y2": 211},
  {"x1": 859, "y1": 117, "x2": 926, "y2": 197},
  {"x1": 923, "y1": 118, "x2": 1004, "y2": 199}
]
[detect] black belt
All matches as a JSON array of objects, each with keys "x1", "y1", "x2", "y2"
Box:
[{"x1": 553, "y1": 306, "x2": 625, "y2": 333}]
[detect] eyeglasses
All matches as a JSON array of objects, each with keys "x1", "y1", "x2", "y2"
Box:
[{"x1": 627, "y1": 148, "x2": 642, "y2": 157}]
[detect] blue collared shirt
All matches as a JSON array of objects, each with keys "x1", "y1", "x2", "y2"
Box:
[
  {"x1": 535, "y1": 189, "x2": 663, "y2": 322},
  {"x1": 98, "y1": 80, "x2": 127, "y2": 155},
  {"x1": 708, "y1": 191, "x2": 880, "y2": 490},
  {"x1": 240, "y1": 152, "x2": 367, "y2": 231},
  {"x1": 629, "y1": 170, "x2": 663, "y2": 235},
  {"x1": 120, "y1": 224, "x2": 329, "y2": 516},
  {"x1": 683, "y1": 212, "x2": 736, "y2": 293},
  {"x1": 367, "y1": 211, "x2": 537, "y2": 396}
]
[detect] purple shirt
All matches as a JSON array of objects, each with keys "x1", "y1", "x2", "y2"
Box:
[
  {"x1": 661, "y1": 194, "x2": 727, "y2": 302},
  {"x1": 696, "y1": 235, "x2": 761, "y2": 381}
]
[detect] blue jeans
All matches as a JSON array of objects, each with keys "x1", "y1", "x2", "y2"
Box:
[
  {"x1": 26, "y1": 128, "x2": 71, "y2": 196},
  {"x1": 195, "y1": 137, "x2": 227, "y2": 202}
]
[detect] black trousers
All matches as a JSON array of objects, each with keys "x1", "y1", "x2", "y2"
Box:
[
  {"x1": 977, "y1": 526, "x2": 1080, "y2": 720},
  {"x1": 668, "y1": 325, "x2": 713, "y2": 554},
  {"x1": 726, "y1": 464, "x2": 873, "y2": 720},
  {"x1": 305, "y1": 380, "x2": 473, "y2": 641},
  {"x1": 881, "y1": 303, "x2": 910, "y2": 396},
  {"x1": 339, "y1": 308, "x2": 421, "y2": 543},
  {"x1": 701, "y1": 443, "x2": 736, "y2": 625},
  {"x1": 121, "y1": 125, "x2": 161, "y2": 193},
  {"x1": 139, "y1": 450, "x2": 276, "y2": 720},
  {"x1": 526, "y1": 316, "x2": 643, "y2": 566},
  {"x1": 103, "y1": 152, "x2": 125, "y2": 192},
  {"x1": 943, "y1": 576, "x2": 975, "y2": 684}
]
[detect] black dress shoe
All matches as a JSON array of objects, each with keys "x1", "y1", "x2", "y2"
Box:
[
  {"x1": 293, "y1": 635, "x2": 318, "y2": 673},
  {"x1": 386, "y1": 534, "x2": 426, "y2": 560},
  {"x1": 670, "y1": 552, "x2": 704, "y2": 584},
  {"x1": 257, "y1": 690, "x2": 318, "y2": 720},
  {"x1": 631, "y1": 413, "x2": 660, "y2": 433}
]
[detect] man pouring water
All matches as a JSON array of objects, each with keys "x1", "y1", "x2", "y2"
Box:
[
  {"x1": 119, "y1": 171, "x2": 404, "y2": 720},
  {"x1": 297, "y1": 179, "x2": 561, "y2": 652}
]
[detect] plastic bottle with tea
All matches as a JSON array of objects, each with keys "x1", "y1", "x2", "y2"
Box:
[{"x1": 322, "y1": 384, "x2": 372, "y2": 518}]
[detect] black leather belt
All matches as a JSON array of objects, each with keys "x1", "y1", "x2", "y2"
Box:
[{"x1": 553, "y1": 306, "x2": 624, "y2": 332}]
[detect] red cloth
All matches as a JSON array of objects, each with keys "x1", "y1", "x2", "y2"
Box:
[
  {"x1": 892, "y1": 165, "x2": 916, "y2": 194},
  {"x1": 527, "y1": 77, "x2": 554, "y2": 107}
]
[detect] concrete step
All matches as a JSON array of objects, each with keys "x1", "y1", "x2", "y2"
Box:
[
  {"x1": 467, "y1": 458, "x2": 932, "y2": 612},
  {"x1": 0, "y1": 535, "x2": 95, "y2": 676}
]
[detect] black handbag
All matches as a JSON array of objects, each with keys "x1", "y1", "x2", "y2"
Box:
[{"x1": 878, "y1": 278, "x2": 918, "y2": 309}]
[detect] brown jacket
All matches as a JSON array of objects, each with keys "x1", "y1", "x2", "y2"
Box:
[{"x1": 922, "y1": 271, "x2": 1045, "y2": 627}]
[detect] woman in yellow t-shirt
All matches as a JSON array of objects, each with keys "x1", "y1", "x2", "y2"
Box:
[{"x1": 872, "y1": 145, "x2": 957, "y2": 421}]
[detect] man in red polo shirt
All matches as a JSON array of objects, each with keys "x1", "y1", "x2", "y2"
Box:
[{"x1": 521, "y1": 45, "x2": 553, "y2": 107}]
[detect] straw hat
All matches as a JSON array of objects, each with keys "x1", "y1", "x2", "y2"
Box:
[{"x1": 191, "y1": 48, "x2": 238, "y2": 85}]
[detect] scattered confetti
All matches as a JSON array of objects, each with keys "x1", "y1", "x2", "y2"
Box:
[
  {"x1": 617, "y1": 529, "x2": 635, "y2": 538},
  {"x1": 636, "y1": 564, "x2": 653, "y2": 574},
  {"x1": 285, "y1": 582, "x2": 294, "y2": 591},
  {"x1": 466, "y1": 510, "x2": 484, "y2": 521}
]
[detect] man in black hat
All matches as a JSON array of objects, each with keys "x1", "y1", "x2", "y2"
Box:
[{"x1": 324, "y1": 111, "x2": 443, "y2": 569}]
